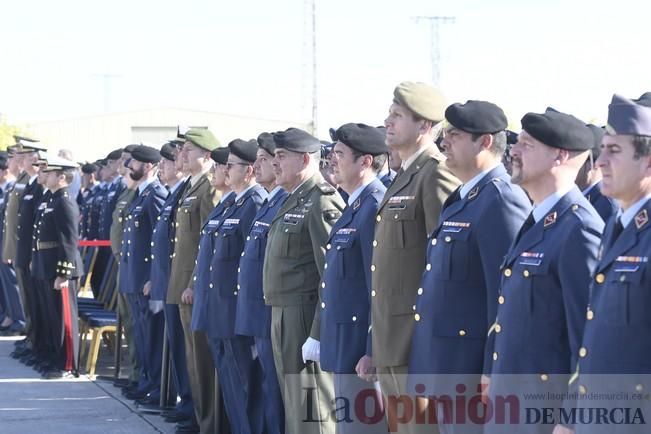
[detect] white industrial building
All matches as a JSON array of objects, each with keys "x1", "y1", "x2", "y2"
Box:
[{"x1": 24, "y1": 108, "x2": 311, "y2": 162}]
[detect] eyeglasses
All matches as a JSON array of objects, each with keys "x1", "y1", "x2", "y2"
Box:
[{"x1": 226, "y1": 162, "x2": 252, "y2": 170}]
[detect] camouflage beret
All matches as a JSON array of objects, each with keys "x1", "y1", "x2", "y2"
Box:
[{"x1": 393, "y1": 81, "x2": 447, "y2": 122}]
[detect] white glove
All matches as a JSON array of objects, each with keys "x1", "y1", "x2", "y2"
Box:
[
  {"x1": 148, "y1": 300, "x2": 164, "y2": 314},
  {"x1": 302, "y1": 337, "x2": 320, "y2": 363}
]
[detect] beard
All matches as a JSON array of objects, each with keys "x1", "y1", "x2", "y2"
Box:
[{"x1": 129, "y1": 167, "x2": 144, "y2": 181}]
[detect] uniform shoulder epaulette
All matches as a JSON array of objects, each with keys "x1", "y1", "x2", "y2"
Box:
[{"x1": 316, "y1": 181, "x2": 336, "y2": 194}]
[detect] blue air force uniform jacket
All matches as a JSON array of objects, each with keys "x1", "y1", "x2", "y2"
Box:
[
  {"x1": 379, "y1": 169, "x2": 397, "y2": 188},
  {"x1": 119, "y1": 180, "x2": 167, "y2": 294},
  {"x1": 584, "y1": 181, "x2": 618, "y2": 223},
  {"x1": 234, "y1": 188, "x2": 289, "y2": 338},
  {"x1": 98, "y1": 177, "x2": 126, "y2": 240},
  {"x1": 203, "y1": 185, "x2": 266, "y2": 339},
  {"x1": 319, "y1": 179, "x2": 386, "y2": 373},
  {"x1": 409, "y1": 165, "x2": 531, "y2": 375},
  {"x1": 489, "y1": 187, "x2": 603, "y2": 377},
  {"x1": 149, "y1": 179, "x2": 189, "y2": 302},
  {"x1": 577, "y1": 199, "x2": 651, "y2": 380},
  {"x1": 32, "y1": 188, "x2": 83, "y2": 280}
]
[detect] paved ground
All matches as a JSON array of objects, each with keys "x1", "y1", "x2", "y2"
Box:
[{"x1": 0, "y1": 336, "x2": 175, "y2": 434}]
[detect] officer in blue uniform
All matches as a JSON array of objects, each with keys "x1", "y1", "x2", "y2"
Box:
[
  {"x1": 484, "y1": 110, "x2": 604, "y2": 434},
  {"x1": 570, "y1": 94, "x2": 651, "y2": 434},
  {"x1": 234, "y1": 132, "x2": 288, "y2": 434},
  {"x1": 119, "y1": 145, "x2": 168, "y2": 401},
  {"x1": 144, "y1": 142, "x2": 194, "y2": 420},
  {"x1": 205, "y1": 139, "x2": 267, "y2": 434},
  {"x1": 408, "y1": 101, "x2": 531, "y2": 434},
  {"x1": 76, "y1": 162, "x2": 99, "y2": 238},
  {"x1": 98, "y1": 149, "x2": 126, "y2": 240},
  {"x1": 34, "y1": 155, "x2": 84, "y2": 378},
  {"x1": 318, "y1": 123, "x2": 388, "y2": 434},
  {"x1": 86, "y1": 159, "x2": 107, "y2": 241},
  {"x1": 576, "y1": 125, "x2": 618, "y2": 222}
]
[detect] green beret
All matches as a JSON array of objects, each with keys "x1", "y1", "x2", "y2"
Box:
[
  {"x1": 393, "y1": 81, "x2": 447, "y2": 122},
  {"x1": 185, "y1": 128, "x2": 221, "y2": 152}
]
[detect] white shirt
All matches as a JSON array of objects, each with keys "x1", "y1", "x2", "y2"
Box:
[
  {"x1": 236, "y1": 184, "x2": 264, "y2": 202},
  {"x1": 619, "y1": 194, "x2": 651, "y2": 228},
  {"x1": 400, "y1": 145, "x2": 428, "y2": 172},
  {"x1": 532, "y1": 186, "x2": 574, "y2": 223},
  {"x1": 581, "y1": 181, "x2": 600, "y2": 196},
  {"x1": 459, "y1": 165, "x2": 499, "y2": 199},
  {"x1": 267, "y1": 186, "x2": 284, "y2": 201},
  {"x1": 190, "y1": 168, "x2": 210, "y2": 188}
]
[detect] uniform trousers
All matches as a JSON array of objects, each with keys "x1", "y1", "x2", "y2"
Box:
[
  {"x1": 164, "y1": 303, "x2": 194, "y2": 417},
  {"x1": 254, "y1": 336, "x2": 285, "y2": 434},
  {"x1": 0, "y1": 263, "x2": 24, "y2": 325}
]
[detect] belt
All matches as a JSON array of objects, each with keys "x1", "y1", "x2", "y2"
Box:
[
  {"x1": 37, "y1": 241, "x2": 60, "y2": 250},
  {"x1": 264, "y1": 292, "x2": 318, "y2": 306}
]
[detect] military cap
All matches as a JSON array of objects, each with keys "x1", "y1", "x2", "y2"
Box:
[
  {"x1": 333, "y1": 123, "x2": 389, "y2": 156},
  {"x1": 185, "y1": 128, "x2": 220, "y2": 152},
  {"x1": 211, "y1": 147, "x2": 230, "y2": 165},
  {"x1": 124, "y1": 144, "x2": 139, "y2": 153},
  {"x1": 273, "y1": 128, "x2": 321, "y2": 153},
  {"x1": 15, "y1": 139, "x2": 47, "y2": 153},
  {"x1": 445, "y1": 100, "x2": 508, "y2": 134},
  {"x1": 393, "y1": 81, "x2": 447, "y2": 122},
  {"x1": 13, "y1": 134, "x2": 38, "y2": 143},
  {"x1": 607, "y1": 93, "x2": 651, "y2": 137},
  {"x1": 42, "y1": 154, "x2": 78, "y2": 172},
  {"x1": 634, "y1": 92, "x2": 651, "y2": 108},
  {"x1": 106, "y1": 148, "x2": 124, "y2": 160},
  {"x1": 178, "y1": 125, "x2": 190, "y2": 139},
  {"x1": 81, "y1": 162, "x2": 98, "y2": 174},
  {"x1": 130, "y1": 145, "x2": 161, "y2": 164},
  {"x1": 35, "y1": 151, "x2": 48, "y2": 165},
  {"x1": 521, "y1": 110, "x2": 594, "y2": 151},
  {"x1": 257, "y1": 132, "x2": 276, "y2": 155},
  {"x1": 167, "y1": 138, "x2": 185, "y2": 149},
  {"x1": 95, "y1": 158, "x2": 107, "y2": 167},
  {"x1": 228, "y1": 139, "x2": 258, "y2": 163},
  {"x1": 160, "y1": 143, "x2": 177, "y2": 161}
]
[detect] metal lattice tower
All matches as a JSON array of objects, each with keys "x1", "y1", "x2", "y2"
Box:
[{"x1": 412, "y1": 16, "x2": 456, "y2": 87}]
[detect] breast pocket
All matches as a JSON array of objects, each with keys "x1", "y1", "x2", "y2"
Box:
[
  {"x1": 383, "y1": 204, "x2": 417, "y2": 248},
  {"x1": 518, "y1": 260, "x2": 559, "y2": 320},
  {"x1": 433, "y1": 228, "x2": 470, "y2": 281},
  {"x1": 332, "y1": 234, "x2": 357, "y2": 279},
  {"x1": 250, "y1": 225, "x2": 269, "y2": 260},
  {"x1": 605, "y1": 264, "x2": 648, "y2": 326},
  {"x1": 178, "y1": 201, "x2": 198, "y2": 232},
  {"x1": 280, "y1": 222, "x2": 304, "y2": 259},
  {"x1": 215, "y1": 225, "x2": 241, "y2": 259}
]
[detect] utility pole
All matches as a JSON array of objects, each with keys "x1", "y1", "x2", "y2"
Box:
[
  {"x1": 311, "y1": 0, "x2": 318, "y2": 135},
  {"x1": 412, "y1": 16, "x2": 456, "y2": 87},
  {"x1": 91, "y1": 73, "x2": 121, "y2": 112},
  {"x1": 302, "y1": 0, "x2": 318, "y2": 135}
]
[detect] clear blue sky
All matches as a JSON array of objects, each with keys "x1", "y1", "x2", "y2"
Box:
[{"x1": 1, "y1": 0, "x2": 649, "y2": 139}]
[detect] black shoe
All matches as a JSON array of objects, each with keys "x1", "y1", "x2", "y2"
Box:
[
  {"x1": 165, "y1": 412, "x2": 190, "y2": 424},
  {"x1": 175, "y1": 419, "x2": 199, "y2": 434},
  {"x1": 124, "y1": 389, "x2": 148, "y2": 400},
  {"x1": 112, "y1": 378, "x2": 131, "y2": 387},
  {"x1": 137, "y1": 402, "x2": 162, "y2": 414}
]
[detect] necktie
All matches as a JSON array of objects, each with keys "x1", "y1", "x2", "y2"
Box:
[
  {"x1": 608, "y1": 218, "x2": 624, "y2": 249},
  {"x1": 515, "y1": 213, "x2": 535, "y2": 243},
  {"x1": 443, "y1": 188, "x2": 461, "y2": 209}
]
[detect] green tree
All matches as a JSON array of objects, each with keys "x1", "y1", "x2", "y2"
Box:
[{"x1": 0, "y1": 122, "x2": 23, "y2": 150}]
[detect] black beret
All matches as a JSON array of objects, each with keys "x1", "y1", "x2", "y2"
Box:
[
  {"x1": 257, "y1": 132, "x2": 276, "y2": 155},
  {"x1": 167, "y1": 138, "x2": 185, "y2": 149},
  {"x1": 228, "y1": 139, "x2": 258, "y2": 163},
  {"x1": 106, "y1": 148, "x2": 124, "y2": 160},
  {"x1": 130, "y1": 145, "x2": 161, "y2": 164},
  {"x1": 445, "y1": 100, "x2": 508, "y2": 134},
  {"x1": 333, "y1": 123, "x2": 389, "y2": 156},
  {"x1": 124, "y1": 144, "x2": 139, "y2": 154},
  {"x1": 0, "y1": 156, "x2": 7, "y2": 170},
  {"x1": 586, "y1": 124, "x2": 605, "y2": 159},
  {"x1": 521, "y1": 110, "x2": 594, "y2": 151},
  {"x1": 81, "y1": 163, "x2": 98, "y2": 174},
  {"x1": 160, "y1": 143, "x2": 177, "y2": 161},
  {"x1": 211, "y1": 147, "x2": 230, "y2": 165},
  {"x1": 95, "y1": 158, "x2": 107, "y2": 167},
  {"x1": 273, "y1": 128, "x2": 321, "y2": 153}
]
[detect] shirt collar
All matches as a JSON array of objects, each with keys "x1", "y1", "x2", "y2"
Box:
[
  {"x1": 220, "y1": 191, "x2": 234, "y2": 204},
  {"x1": 581, "y1": 181, "x2": 600, "y2": 196},
  {"x1": 111, "y1": 176, "x2": 123, "y2": 186},
  {"x1": 291, "y1": 178, "x2": 310, "y2": 195},
  {"x1": 347, "y1": 179, "x2": 374, "y2": 207},
  {"x1": 619, "y1": 194, "x2": 651, "y2": 228},
  {"x1": 532, "y1": 186, "x2": 574, "y2": 223},
  {"x1": 400, "y1": 145, "x2": 428, "y2": 171},
  {"x1": 268, "y1": 185, "x2": 284, "y2": 200},
  {"x1": 235, "y1": 184, "x2": 260, "y2": 202},
  {"x1": 29, "y1": 174, "x2": 38, "y2": 185},
  {"x1": 169, "y1": 177, "x2": 187, "y2": 195},
  {"x1": 190, "y1": 168, "x2": 209, "y2": 188},
  {"x1": 459, "y1": 164, "x2": 499, "y2": 199},
  {"x1": 138, "y1": 176, "x2": 156, "y2": 195}
]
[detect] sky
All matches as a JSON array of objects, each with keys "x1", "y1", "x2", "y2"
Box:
[{"x1": 1, "y1": 0, "x2": 650, "y2": 140}]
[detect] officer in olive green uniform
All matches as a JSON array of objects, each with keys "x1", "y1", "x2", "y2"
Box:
[
  {"x1": 263, "y1": 128, "x2": 345, "y2": 434},
  {"x1": 370, "y1": 82, "x2": 460, "y2": 434},
  {"x1": 166, "y1": 128, "x2": 220, "y2": 434}
]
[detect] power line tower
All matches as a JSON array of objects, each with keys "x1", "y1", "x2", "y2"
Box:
[
  {"x1": 302, "y1": 0, "x2": 318, "y2": 135},
  {"x1": 412, "y1": 16, "x2": 456, "y2": 87},
  {"x1": 91, "y1": 73, "x2": 122, "y2": 112}
]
